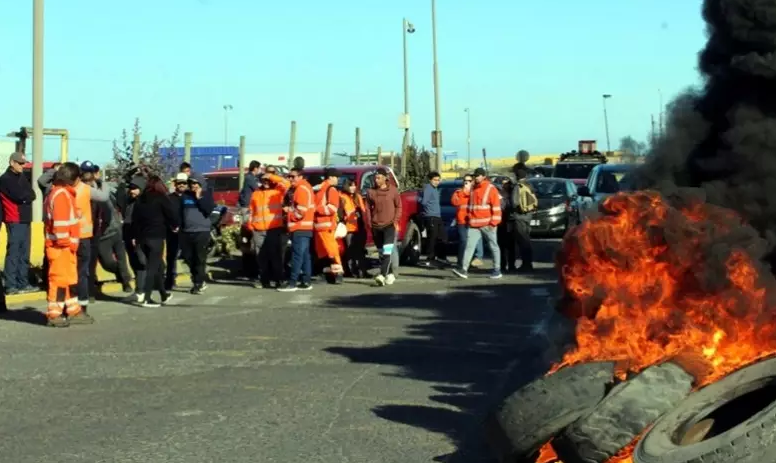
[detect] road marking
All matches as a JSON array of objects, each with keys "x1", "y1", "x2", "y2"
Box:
[
  {"x1": 202, "y1": 296, "x2": 228, "y2": 305},
  {"x1": 291, "y1": 294, "x2": 313, "y2": 305}
]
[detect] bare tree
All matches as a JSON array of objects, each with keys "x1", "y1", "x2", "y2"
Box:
[{"x1": 111, "y1": 118, "x2": 180, "y2": 180}]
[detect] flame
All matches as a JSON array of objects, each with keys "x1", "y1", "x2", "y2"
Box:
[{"x1": 535, "y1": 191, "x2": 776, "y2": 463}]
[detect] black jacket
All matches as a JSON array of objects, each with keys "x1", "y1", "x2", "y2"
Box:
[
  {"x1": 0, "y1": 168, "x2": 36, "y2": 223},
  {"x1": 131, "y1": 192, "x2": 179, "y2": 240}
]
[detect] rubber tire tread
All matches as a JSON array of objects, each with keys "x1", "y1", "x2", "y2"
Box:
[
  {"x1": 554, "y1": 361, "x2": 693, "y2": 463},
  {"x1": 485, "y1": 361, "x2": 615, "y2": 461},
  {"x1": 633, "y1": 357, "x2": 776, "y2": 463}
]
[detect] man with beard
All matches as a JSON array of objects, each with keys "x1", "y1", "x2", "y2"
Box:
[{"x1": 277, "y1": 167, "x2": 314, "y2": 292}]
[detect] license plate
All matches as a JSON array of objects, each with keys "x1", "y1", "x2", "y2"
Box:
[{"x1": 530, "y1": 220, "x2": 540, "y2": 226}]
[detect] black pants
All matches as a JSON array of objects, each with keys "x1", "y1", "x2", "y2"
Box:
[
  {"x1": 512, "y1": 218, "x2": 533, "y2": 267},
  {"x1": 123, "y1": 225, "x2": 147, "y2": 292},
  {"x1": 344, "y1": 230, "x2": 368, "y2": 277},
  {"x1": 422, "y1": 216, "x2": 447, "y2": 261},
  {"x1": 76, "y1": 238, "x2": 91, "y2": 307},
  {"x1": 372, "y1": 225, "x2": 396, "y2": 277},
  {"x1": 97, "y1": 235, "x2": 132, "y2": 286},
  {"x1": 498, "y1": 222, "x2": 517, "y2": 271},
  {"x1": 165, "y1": 231, "x2": 179, "y2": 290},
  {"x1": 89, "y1": 238, "x2": 100, "y2": 298},
  {"x1": 180, "y1": 231, "x2": 210, "y2": 286},
  {"x1": 254, "y1": 228, "x2": 285, "y2": 285},
  {"x1": 140, "y1": 238, "x2": 168, "y2": 301}
]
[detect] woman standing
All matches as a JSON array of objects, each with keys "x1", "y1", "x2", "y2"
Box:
[
  {"x1": 131, "y1": 175, "x2": 179, "y2": 307},
  {"x1": 340, "y1": 179, "x2": 368, "y2": 278}
]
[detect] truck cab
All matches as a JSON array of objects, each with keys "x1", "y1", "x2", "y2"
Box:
[{"x1": 553, "y1": 140, "x2": 608, "y2": 186}]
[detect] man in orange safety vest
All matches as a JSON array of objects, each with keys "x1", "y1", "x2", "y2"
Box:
[
  {"x1": 247, "y1": 167, "x2": 290, "y2": 288},
  {"x1": 313, "y1": 167, "x2": 343, "y2": 283}
]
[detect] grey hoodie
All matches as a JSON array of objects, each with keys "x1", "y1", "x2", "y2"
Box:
[{"x1": 180, "y1": 174, "x2": 215, "y2": 233}]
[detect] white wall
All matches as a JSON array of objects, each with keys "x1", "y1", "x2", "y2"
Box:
[{"x1": 244, "y1": 152, "x2": 322, "y2": 168}]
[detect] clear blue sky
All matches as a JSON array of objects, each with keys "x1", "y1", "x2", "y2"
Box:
[{"x1": 0, "y1": 0, "x2": 706, "y2": 165}]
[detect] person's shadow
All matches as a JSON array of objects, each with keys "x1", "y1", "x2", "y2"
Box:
[{"x1": 0, "y1": 307, "x2": 49, "y2": 326}]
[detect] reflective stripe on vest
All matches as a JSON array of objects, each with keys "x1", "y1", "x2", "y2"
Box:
[
  {"x1": 75, "y1": 183, "x2": 93, "y2": 238},
  {"x1": 468, "y1": 184, "x2": 494, "y2": 226},
  {"x1": 46, "y1": 188, "x2": 80, "y2": 246},
  {"x1": 289, "y1": 185, "x2": 314, "y2": 231}
]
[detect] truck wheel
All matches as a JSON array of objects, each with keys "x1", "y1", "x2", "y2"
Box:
[
  {"x1": 553, "y1": 361, "x2": 693, "y2": 463},
  {"x1": 400, "y1": 222, "x2": 422, "y2": 266},
  {"x1": 485, "y1": 361, "x2": 615, "y2": 462},
  {"x1": 633, "y1": 357, "x2": 776, "y2": 463}
]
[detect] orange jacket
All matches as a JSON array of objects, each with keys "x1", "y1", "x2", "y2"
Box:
[
  {"x1": 44, "y1": 185, "x2": 80, "y2": 251},
  {"x1": 450, "y1": 188, "x2": 470, "y2": 225},
  {"x1": 341, "y1": 193, "x2": 365, "y2": 233},
  {"x1": 74, "y1": 182, "x2": 93, "y2": 239},
  {"x1": 288, "y1": 179, "x2": 314, "y2": 232},
  {"x1": 468, "y1": 180, "x2": 502, "y2": 228},
  {"x1": 248, "y1": 174, "x2": 290, "y2": 232},
  {"x1": 313, "y1": 180, "x2": 341, "y2": 232}
]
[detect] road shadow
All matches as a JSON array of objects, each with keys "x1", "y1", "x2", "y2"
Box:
[
  {"x1": 0, "y1": 306, "x2": 49, "y2": 327},
  {"x1": 323, "y1": 275, "x2": 576, "y2": 462}
]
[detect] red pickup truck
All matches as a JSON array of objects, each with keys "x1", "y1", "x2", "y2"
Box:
[{"x1": 210, "y1": 166, "x2": 424, "y2": 274}]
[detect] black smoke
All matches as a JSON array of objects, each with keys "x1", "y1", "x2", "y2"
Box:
[{"x1": 633, "y1": 0, "x2": 776, "y2": 268}]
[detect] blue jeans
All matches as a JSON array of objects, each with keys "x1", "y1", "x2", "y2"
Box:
[
  {"x1": 460, "y1": 226, "x2": 500, "y2": 273},
  {"x1": 457, "y1": 224, "x2": 483, "y2": 264},
  {"x1": 288, "y1": 231, "x2": 312, "y2": 285},
  {"x1": 5, "y1": 222, "x2": 31, "y2": 290}
]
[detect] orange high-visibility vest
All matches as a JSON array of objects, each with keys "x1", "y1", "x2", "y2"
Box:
[
  {"x1": 341, "y1": 193, "x2": 365, "y2": 233},
  {"x1": 288, "y1": 180, "x2": 314, "y2": 232},
  {"x1": 249, "y1": 174, "x2": 290, "y2": 232},
  {"x1": 44, "y1": 186, "x2": 80, "y2": 249},
  {"x1": 74, "y1": 182, "x2": 93, "y2": 239},
  {"x1": 468, "y1": 180, "x2": 502, "y2": 228},
  {"x1": 450, "y1": 189, "x2": 470, "y2": 225},
  {"x1": 313, "y1": 180, "x2": 340, "y2": 232}
]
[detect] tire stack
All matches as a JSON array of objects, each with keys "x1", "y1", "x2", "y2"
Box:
[{"x1": 486, "y1": 357, "x2": 776, "y2": 463}]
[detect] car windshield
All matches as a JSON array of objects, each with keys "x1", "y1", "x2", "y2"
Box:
[
  {"x1": 306, "y1": 173, "x2": 357, "y2": 190},
  {"x1": 596, "y1": 168, "x2": 636, "y2": 194},
  {"x1": 554, "y1": 163, "x2": 598, "y2": 180},
  {"x1": 527, "y1": 180, "x2": 566, "y2": 198}
]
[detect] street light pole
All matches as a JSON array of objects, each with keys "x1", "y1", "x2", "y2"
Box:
[
  {"x1": 401, "y1": 18, "x2": 415, "y2": 176},
  {"x1": 602, "y1": 94, "x2": 612, "y2": 154},
  {"x1": 32, "y1": 0, "x2": 44, "y2": 222},
  {"x1": 431, "y1": 0, "x2": 442, "y2": 172},
  {"x1": 464, "y1": 108, "x2": 471, "y2": 169},
  {"x1": 223, "y1": 104, "x2": 233, "y2": 146}
]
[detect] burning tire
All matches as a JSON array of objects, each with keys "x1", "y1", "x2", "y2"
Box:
[
  {"x1": 485, "y1": 361, "x2": 615, "y2": 461},
  {"x1": 632, "y1": 357, "x2": 776, "y2": 463},
  {"x1": 553, "y1": 361, "x2": 693, "y2": 463}
]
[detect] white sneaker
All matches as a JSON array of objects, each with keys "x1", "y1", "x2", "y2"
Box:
[
  {"x1": 161, "y1": 294, "x2": 174, "y2": 305},
  {"x1": 374, "y1": 275, "x2": 386, "y2": 286},
  {"x1": 135, "y1": 293, "x2": 145, "y2": 303},
  {"x1": 385, "y1": 274, "x2": 396, "y2": 285}
]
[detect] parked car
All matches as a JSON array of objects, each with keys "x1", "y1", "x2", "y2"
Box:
[
  {"x1": 438, "y1": 179, "x2": 465, "y2": 249},
  {"x1": 236, "y1": 166, "x2": 424, "y2": 278},
  {"x1": 577, "y1": 163, "x2": 638, "y2": 219},
  {"x1": 525, "y1": 177, "x2": 584, "y2": 236},
  {"x1": 533, "y1": 165, "x2": 554, "y2": 177}
]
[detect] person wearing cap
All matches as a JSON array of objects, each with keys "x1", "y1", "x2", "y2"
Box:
[
  {"x1": 452, "y1": 167, "x2": 503, "y2": 280},
  {"x1": 0, "y1": 152, "x2": 37, "y2": 294},
  {"x1": 313, "y1": 167, "x2": 344, "y2": 282},
  {"x1": 121, "y1": 175, "x2": 148, "y2": 302},
  {"x1": 246, "y1": 168, "x2": 290, "y2": 288},
  {"x1": 277, "y1": 167, "x2": 315, "y2": 292},
  {"x1": 509, "y1": 162, "x2": 537, "y2": 272},
  {"x1": 179, "y1": 174, "x2": 215, "y2": 294},
  {"x1": 238, "y1": 161, "x2": 261, "y2": 215},
  {"x1": 418, "y1": 171, "x2": 448, "y2": 267},
  {"x1": 165, "y1": 173, "x2": 188, "y2": 290}
]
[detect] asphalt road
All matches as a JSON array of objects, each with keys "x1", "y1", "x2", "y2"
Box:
[{"x1": 0, "y1": 239, "x2": 568, "y2": 463}]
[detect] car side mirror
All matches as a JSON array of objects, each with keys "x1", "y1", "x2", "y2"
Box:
[{"x1": 577, "y1": 186, "x2": 591, "y2": 196}]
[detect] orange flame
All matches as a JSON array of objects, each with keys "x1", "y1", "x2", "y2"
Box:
[{"x1": 535, "y1": 191, "x2": 776, "y2": 463}]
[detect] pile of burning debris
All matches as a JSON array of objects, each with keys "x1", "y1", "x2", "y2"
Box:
[{"x1": 487, "y1": 0, "x2": 776, "y2": 461}]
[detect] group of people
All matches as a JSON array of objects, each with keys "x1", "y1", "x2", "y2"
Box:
[
  {"x1": 240, "y1": 164, "x2": 401, "y2": 291},
  {"x1": 417, "y1": 163, "x2": 537, "y2": 278},
  {"x1": 32, "y1": 158, "x2": 215, "y2": 327}
]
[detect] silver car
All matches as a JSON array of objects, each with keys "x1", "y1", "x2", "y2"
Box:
[{"x1": 577, "y1": 163, "x2": 637, "y2": 219}]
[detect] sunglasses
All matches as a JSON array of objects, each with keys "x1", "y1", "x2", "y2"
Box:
[{"x1": 464, "y1": 179, "x2": 472, "y2": 183}]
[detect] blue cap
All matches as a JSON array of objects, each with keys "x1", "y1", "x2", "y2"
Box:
[{"x1": 80, "y1": 161, "x2": 96, "y2": 172}]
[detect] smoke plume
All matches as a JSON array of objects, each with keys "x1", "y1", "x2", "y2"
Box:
[{"x1": 633, "y1": 0, "x2": 776, "y2": 267}]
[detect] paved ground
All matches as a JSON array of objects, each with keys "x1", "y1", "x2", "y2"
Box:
[{"x1": 0, "y1": 239, "x2": 570, "y2": 463}]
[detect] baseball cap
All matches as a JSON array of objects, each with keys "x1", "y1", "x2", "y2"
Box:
[
  {"x1": 473, "y1": 167, "x2": 487, "y2": 177},
  {"x1": 9, "y1": 152, "x2": 26, "y2": 164},
  {"x1": 80, "y1": 161, "x2": 96, "y2": 172},
  {"x1": 175, "y1": 173, "x2": 188, "y2": 183}
]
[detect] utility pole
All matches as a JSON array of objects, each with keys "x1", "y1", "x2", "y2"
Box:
[
  {"x1": 355, "y1": 127, "x2": 361, "y2": 166},
  {"x1": 223, "y1": 104, "x2": 233, "y2": 146},
  {"x1": 184, "y1": 132, "x2": 192, "y2": 164},
  {"x1": 431, "y1": 0, "x2": 443, "y2": 172},
  {"x1": 464, "y1": 107, "x2": 471, "y2": 169},
  {"x1": 238, "y1": 135, "x2": 246, "y2": 190},
  {"x1": 401, "y1": 18, "x2": 415, "y2": 176},
  {"x1": 323, "y1": 123, "x2": 333, "y2": 165},
  {"x1": 288, "y1": 121, "x2": 297, "y2": 168},
  {"x1": 602, "y1": 94, "x2": 612, "y2": 154},
  {"x1": 132, "y1": 133, "x2": 140, "y2": 164},
  {"x1": 658, "y1": 88, "x2": 664, "y2": 138},
  {"x1": 651, "y1": 114, "x2": 656, "y2": 148},
  {"x1": 32, "y1": 0, "x2": 44, "y2": 222}
]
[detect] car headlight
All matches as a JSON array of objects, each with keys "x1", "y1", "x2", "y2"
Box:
[{"x1": 547, "y1": 204, "x2": 566, "y2": 215}]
